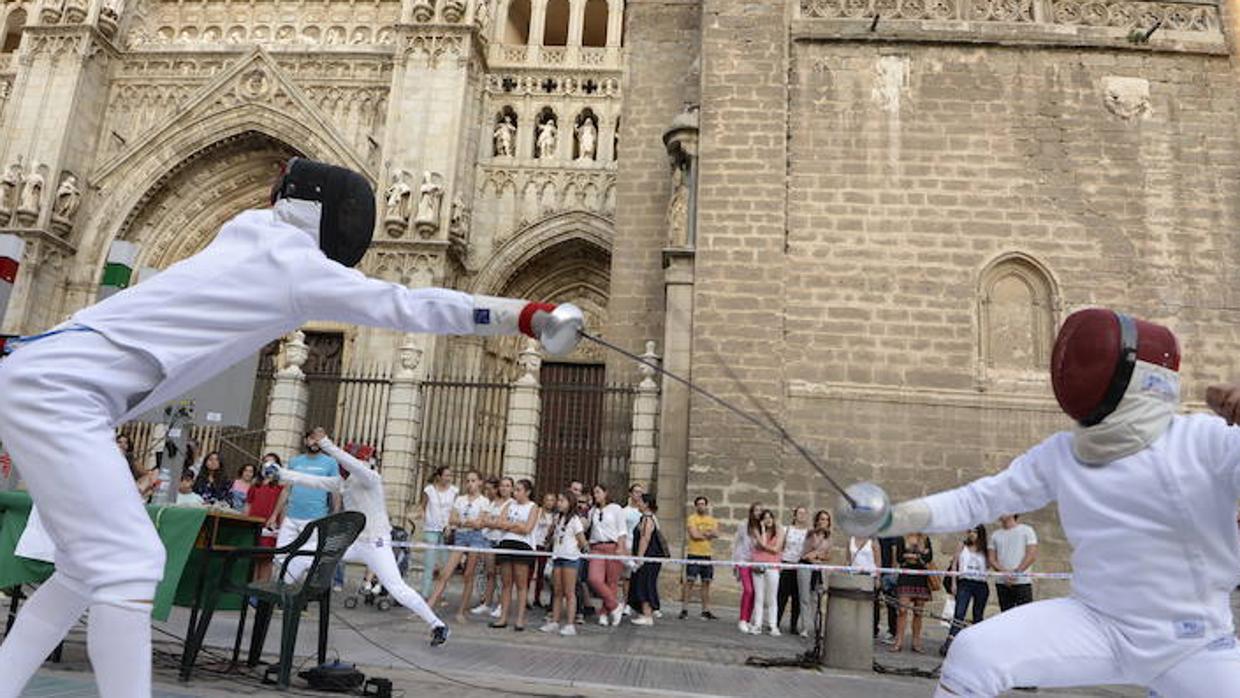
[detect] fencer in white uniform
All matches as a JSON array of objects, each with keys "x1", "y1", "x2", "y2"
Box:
[
  {"x1": 838, "y1": 308, "x2": 1240, "y2": 697},
  {"x1": 0, "y1": 159, "x2": 584, "y2": 697},
  {"x1": 272, "y1": 430, "x2": 450, "y2": 645}
]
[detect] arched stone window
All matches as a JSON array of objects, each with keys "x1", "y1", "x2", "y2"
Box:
[
  {"x1": 978, "y1": 253, "x2": 1057, "y2": 377},
  {"x1": 544, "y1": 0, "x2": 570, "y2": 46},
  {"x1": 582, "y1": 0, "x2": 607, "y2": 47},
  {"x1": 504, "y1": 0, "x2": 532, "y2": 44},
  {"x1": 2, "y1": 9, "x2": 26, "y2": 54}
]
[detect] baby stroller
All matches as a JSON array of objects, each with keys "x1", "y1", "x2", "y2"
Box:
[{"x1": 341, "y1": 524, "x2": 413, "y2": 612}]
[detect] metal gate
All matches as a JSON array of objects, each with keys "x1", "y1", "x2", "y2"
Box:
[
  {"x1": 417, "y1": 374, "x2": 512, "y2": 483},
  {"x1": 537, "y1": 363, "x2": 634, "y2": 496}
]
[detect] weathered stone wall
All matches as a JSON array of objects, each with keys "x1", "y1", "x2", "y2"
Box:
[
  {"x1": 678, "y1": 21, "x2": 1240, "y2": 586},
  {"x1": 605, "y1": 0, "x2": 701, "y2": 380}
]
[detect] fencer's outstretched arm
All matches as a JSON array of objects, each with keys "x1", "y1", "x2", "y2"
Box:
[
  {"x1": 295, "y1": 252, "x2": 546, "y2": 338},
  {"x1": 274, "y1": 465, "x2": 344, "y2": 495},
  {"x1": 885, "y1": 447, "x2": 1056, "y2": 536},
  {"x1": 316, "y1": 437, "x2": 381, "y2": 489}
]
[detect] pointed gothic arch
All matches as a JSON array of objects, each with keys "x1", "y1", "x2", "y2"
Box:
[{"x1": 977, "y1": 251, "x2": 1060, "y2": 383}]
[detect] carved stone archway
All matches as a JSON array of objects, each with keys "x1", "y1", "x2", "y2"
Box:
[{"x1": 464, "y1": 210, "x2": 613, "y2": 377}]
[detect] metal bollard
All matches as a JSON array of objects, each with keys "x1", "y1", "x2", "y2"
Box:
[{"x1": 822, "y1": 573, "x2": 875, "y2": 671}]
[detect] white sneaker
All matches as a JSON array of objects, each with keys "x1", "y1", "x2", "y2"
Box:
[
  {"x1": 738, "y1": 620, "x2": 751, "y2": 634},
  {"x1": 539, "y1": 622, "x2": 559, "y2": 633},
  {"x1": 622, "y1": 604, "x2": 633, "y2": 617},
  {"x1": 598, "y1": 614, "x2": 610, "y2": 626},
  {"x1": 560, "y1": 624, "x2": 577, "y2": 636},
  {"x1": 799, "y1": 629, "x2": 810, "y2": 638},
  {"x1": 489, "y1": 605, "x2": 502, "y2": 618},
  {"x1": 610, "y1": 605, "x2": 624, "y2": 626},
  {"x1": 470, "y1": 604, "x2": 490, "y2": 615},
  {"x1": 653, "y1": 609, "x2": 663, "y2": 619},
  {"x1": 631, "y1": 616, "x2": 654, "y2": 626},
  {"x1": 748, "y1": 625, "x2": 762, "y2": 635},
  {"x1": 769, "y1": 627, "x2": 782, "y2": 637}
]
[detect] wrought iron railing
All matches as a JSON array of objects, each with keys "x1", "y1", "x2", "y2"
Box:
[
  {"x1": 305, "y1": 365, "x2": 392, "y2": 454},
  {"x1": 417, "y1": 374, "x2": 512, "y2": 482}
]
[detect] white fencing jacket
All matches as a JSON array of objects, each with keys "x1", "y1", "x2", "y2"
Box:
[
  {"x1": 275, "y1": 437, "x2": 390, "y2": 544},
  {"x1": 918, "y1": 413, "x2": 1240, "y2": 682},
  {"x1": 68, "y1": 199, "x2": 530, "y2": 422}
]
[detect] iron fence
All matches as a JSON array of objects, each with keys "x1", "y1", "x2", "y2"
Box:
[
  {"x1": 537, "y1": 363, "x2": 635, "y2": 496},
  {"x1": 416, "y1": 374, "x2": 512, "y2": 484},
  {"x1": 305, "y1": 365, "x2": 392, "y2": 454}
]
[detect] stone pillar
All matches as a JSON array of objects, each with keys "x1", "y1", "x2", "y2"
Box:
[
  {"x1": 529, "y1": 0, "x2": 548, "y2": 47},
  {"x1": 261, "y1": 331, "x2": 310, "y2": 460},
  {"x1": 382, "y1": 338, "x2": 426, "y2": 524},
  {"x1": 501, "y1": 339, "x2": 541, "y2": 480},
  {"x1": 605, "y1": 0, "x2": 622, "y2": 47},
  {"x1": 628, "y1": 340, "x2": 660, "y2": 487},
  {"x1": 823, "y1": 574, "x2": 875, "y2": 671}
]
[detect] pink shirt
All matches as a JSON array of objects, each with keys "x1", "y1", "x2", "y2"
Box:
[{"x1": 751, "y1": 530, "x2": 781, "y2": 565}]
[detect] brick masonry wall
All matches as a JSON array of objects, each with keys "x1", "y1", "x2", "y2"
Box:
[
  {"x1": 678, "y1": 34, "x2": 1240, "y2": 590},
  {"x1": 606, "y1": 0, "x2": 702, "y2": 381}
]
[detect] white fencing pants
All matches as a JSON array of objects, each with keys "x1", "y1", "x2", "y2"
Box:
[
  {"x1": 935, "y1": 597, "x2": 1240, "y2": 697},
  {"x1": 750, "y1": 568, "x2": 779, "y2": 632},
  {"x1": 284, "y1": 536, "x2": 442, "y2": 629},
  {"x1": 276, "y1": 516, "x2": 316, "y2": 583},
  {"x1": 0, "y1": 330, "x2": 166, "y2": 697}
]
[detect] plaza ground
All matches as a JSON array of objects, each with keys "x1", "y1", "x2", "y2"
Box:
[{"x1": 22, "y1": 578, "x2": 1151, "y2": 698}]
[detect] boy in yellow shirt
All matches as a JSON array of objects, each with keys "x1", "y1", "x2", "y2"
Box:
[{"x1": 680, "y1": 496, "x2": 719, "y2": 620}]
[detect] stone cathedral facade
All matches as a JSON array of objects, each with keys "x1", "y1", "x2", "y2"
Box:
[{"x1": 0, "y1": 0, "x2": 622, "y2": 378}]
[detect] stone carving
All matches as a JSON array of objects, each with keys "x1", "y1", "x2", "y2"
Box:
[
  {"x1": 443, "y1": 0, "x2": 466, "y2": 23},
  {"x1": 15, "y1": 166, "x2": 44, "y2": 226},
  {"x1": 448, "y1": 194, "x2": 470, "y2": 259},
  {"x1": 475, "y1": 0, "x2": 492, "y2": 35},
  {"x1": 384, "y1": 169, "x2": 413, "y2": 236},
  {"x1": 62, "y1": 0, "x2": 87, "y2": 24},
  {"x1": 0, "y1": 161, "x2": 21, "y2": 224},
  {"x1": 278, "y1": 331, "x2": 309, "y2": 379},
  {"x1": 799, "y1": 0, "x2": 1215, "y2": 30},
  {"x1": 325, "y1": 26, "x2": 346, "y2": 45},
  {"x1": 1102, "y1": 76, "x2": 1151, "y2": 120},
  {"x1": 576, "y1": 115, "x2": 598, "y2": 161},
  {"x1": 666, "y1": 165, "x2": 689, "y2": 248},
  {"x1": 40, "y1": 0, "x2": 63, "y2": 24},
  {"x1": 494, "y1": 113, "x2": 517, "y2": 157},
  {"x1": 411, "y1": 0, "x2": 436, "y2": 23},
  {"x1": 99, "y1": 0, "x2": 124, "y2": 39},
  {"x1": 396, "y1": 339, "x2": 424, "y2": 379},
  {"x1": 518, "y1": 338, "x2": 542, "y2": 378},
  {"x1": 49, "y1": 173, "x2": 81, "y2": 237},
  {"x1": 485, "y1": 73, "x2": 621, "y2": 97},
  {"x1": 536, "y1": 117, "x2": 558, "y2": 159},
  {"x1": 414, "y1": 171, "x2": 444, "y2": 237},
  {"x1": 404, "y1": 33, "x2": 464, "y2": 68}
]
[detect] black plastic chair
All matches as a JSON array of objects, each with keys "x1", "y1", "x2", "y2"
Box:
[{"x1": 179, "y1": 511, "x2": 366, "y2": 689}]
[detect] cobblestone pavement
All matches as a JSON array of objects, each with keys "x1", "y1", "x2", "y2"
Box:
[{"x1": 22, "y1": 579, "x2": 1177, "y2": 697}]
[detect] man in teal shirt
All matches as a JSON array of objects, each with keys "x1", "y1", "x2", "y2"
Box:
[{"x1": 270, "y1": 431, "x2": 339, "y2": 581}]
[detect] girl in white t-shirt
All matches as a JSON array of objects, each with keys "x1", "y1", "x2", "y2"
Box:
[
  {"x1": 491, "y1": 478, "x2": 540, "y2": 630},
  {"x1": 419, "y1": 466, "x2": 458, "y2": 598},
  {"x1": 541, "y1": 491, "x2": 587, "y2": 636},
  {"x1": 471, "y1": 477, "x2": 509, "y2": 617},
  {"x1": 943, "y1": 524, "x2": 990, "y2": 655},
  {"x1": 428, "y1": 470, "x2": 488, "y2": 621}
]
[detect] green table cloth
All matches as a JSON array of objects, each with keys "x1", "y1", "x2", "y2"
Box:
[{"x1": 0, "y1": 491, "x2": 256, "y2": 621}]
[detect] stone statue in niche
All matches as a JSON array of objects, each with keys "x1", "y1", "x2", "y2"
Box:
[
  {"x1": 666, "y1": 163, "x2": 689, "y2": 247},
  {"x1": 414, "y1": 171, "x2": 443, "y2": 237},
  {"x1": 325, "y1": 26, "x2": 346, "y2": 44},
  {"x1": 383, "y1": 169, "x2": 413, "y2": 237},
  {"x1": 536, "y1": 117, "x2": 558, "y2": 159},
  {"x1": 16, "y1": 167, "x2": 44, "y2": 225},
  {"x1": 576, "y1": 116, "x2": 597, "y2": 161},
  {"x1": 493, "y1": 114, "x2": 516, "y2": 157},
  {"x1": 52, "y1": 174, "x2": 80, "y2": 220},
  {"x1": 0, "y1": 161, "x2": 22, "y2": 221},
  {"x1": 1102, "y1": 76, "x2": 1151, "y2": 121}
]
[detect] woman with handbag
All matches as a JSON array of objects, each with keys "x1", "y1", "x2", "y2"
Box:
[{"x1": 891, "y1": 532, "x2": 933, "y2": 653}]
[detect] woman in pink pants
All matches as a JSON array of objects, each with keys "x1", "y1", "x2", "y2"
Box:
[
  {"x1": 732, "y1": 502, "x2": 762, "y2": 633},
  {"x1": 586, "y1": 484, "x2": 629, "y2": 626}
]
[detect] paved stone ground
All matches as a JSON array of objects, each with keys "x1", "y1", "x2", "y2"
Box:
[{"x1": 21, "y1": 575, "x2": 1163, "y2": 697}]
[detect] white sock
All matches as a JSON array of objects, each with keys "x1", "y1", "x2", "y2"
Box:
[
  {"x1": 0, "y1": 573, "x2": 91, "y2": 698},
  {"x1": 87, "y1": 600, "x2": 153, "y2": 698}
]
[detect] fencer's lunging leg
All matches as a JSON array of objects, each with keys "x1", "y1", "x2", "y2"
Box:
[
  {"x1": 936, "y1": 598, "x2": 1124, "y2": 697},
  {"x1": 1147, "y1": 638, "x2": 1240, "y2": 698},
  {"x1": 0, "y1": 332, "x2": 166, "y2": 698},
  {"x1": 87, "y1": 583, "x2": 157, "y2": 698},
  {"x1": 0, "y1": 573, "x2": 91, "y2": 698},
  {"x1": 361, "y1": 542, "x2": 444, "y2": 628}
]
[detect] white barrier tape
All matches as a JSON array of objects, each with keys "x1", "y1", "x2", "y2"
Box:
[{"x1": 389, "y1": 540, "x2": 1073, "y2": 581}]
